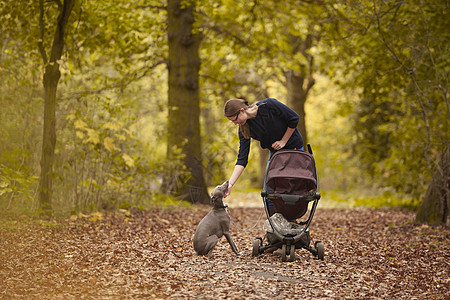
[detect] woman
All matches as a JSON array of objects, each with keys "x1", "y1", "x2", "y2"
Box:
[{"x1": 224, "y1": 98, "x2": 303, "y2": 198}]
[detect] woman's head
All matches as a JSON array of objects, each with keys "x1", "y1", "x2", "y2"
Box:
[
  {"x1": 224, "y1": 98, "x2": 257, "y2": 139},
  {"x1": 224, "y1": 99, "x2": 248, "y2": 119},
  {"x1": 224, "y1": 99, "x2": 250, "y2": 126}
]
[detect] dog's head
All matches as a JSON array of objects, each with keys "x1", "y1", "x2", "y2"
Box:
[{"x1": 210, "y1": 181, "x2": 229, "y2": 204}]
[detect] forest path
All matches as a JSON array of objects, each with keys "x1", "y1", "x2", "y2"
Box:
[{"x1": 1, "y1": 201, "x2": 449, "y2": 299}]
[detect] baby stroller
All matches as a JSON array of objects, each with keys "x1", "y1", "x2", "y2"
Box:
[{"x1": 252, "y1": 145, "x2": 324, "y2": 262}]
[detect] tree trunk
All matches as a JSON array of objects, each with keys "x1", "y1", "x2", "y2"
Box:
[
  {"x1": 38, "y1": 64, "x2": 60, "y2": 213},
  {"x1": 284, "y1": 32, "x2": 315, "y2": 150},
  {"x1": 167, "y1": 0, "x2": 209, "y2": 203},
  {"x1": 37, "y1": 0, "x2": 75, "y2": 215},
  {"x1": 285, "y1": 70, "x2": 313, "y2": 149},
  {"x1": 416, "y1": 147, "x2": 450, "y2": 225}
]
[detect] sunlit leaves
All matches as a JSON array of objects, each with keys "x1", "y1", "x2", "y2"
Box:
[
  {"x1": 103, "y1": 137, "x2": 118, "y2": 152},
  {"x1": 103, "y1": 122, "x2": 120, "y2": 131},
  {"x1": 122, "y1": 153, "x2": 135, "y2": 168},
  {"x1": 83, "y1": 129, "x2": 99, "y2": 144},
  {"x1": 74, "y1": 119, "x2": 88, "y2": 130}
]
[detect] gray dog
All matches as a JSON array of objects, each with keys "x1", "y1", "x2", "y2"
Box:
[{"x1": 193, "y1": 181, "x2": 240, "y2": 257}]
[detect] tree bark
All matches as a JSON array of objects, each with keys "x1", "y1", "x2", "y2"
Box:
[
  {"x1": 37, "y1": 0, "x2": 75, "y2": 215},
  {"x1": 416, "y1": 147, "x2": 450, "y2": 225},
  {"x1": 284, "y1": 32, "x2": 316, "y2": 149},
  {"x1": 285, "y1": 70, "x2": 315, "y2": 149},
  {"x1": 167, "y1": 0, "x2": 209, "y2": 203}
]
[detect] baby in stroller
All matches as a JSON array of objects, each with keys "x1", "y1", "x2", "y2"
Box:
[{"x1": 252, "y1": 146, "x2": 324, "y2": 262}]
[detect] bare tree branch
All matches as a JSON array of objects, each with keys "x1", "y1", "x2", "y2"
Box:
[{"x1": 38, "y1": 0, "x2": 48, "y2": 65}]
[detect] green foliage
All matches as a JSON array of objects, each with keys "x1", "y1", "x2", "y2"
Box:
[
  {"x1": 0, "y1": 2, "x2": 43, "y2": 212},
  {"x1": 0, "y1": 164, "x2": 37, "y2": 204},
  {"x1": 321, "y1": 0, "x2": 449, "y2": 198},
  {"x1": 1, "y1": 0, "x2": 447, "y2": 217},
  {"x1": 0, "y1": 0, "x2": 179, "y2": 215},
  {"x1": 51, "y1": 72, "x2": 183, "y2": 213}
]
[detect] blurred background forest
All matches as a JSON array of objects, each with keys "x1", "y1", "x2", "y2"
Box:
[{"x1": 0, "y1": 0, "x2": 448, "y2": 224}]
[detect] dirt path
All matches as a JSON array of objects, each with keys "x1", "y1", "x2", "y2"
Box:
[{"x1": 1, "y1": 205, "x2": 449, "y2": 299}]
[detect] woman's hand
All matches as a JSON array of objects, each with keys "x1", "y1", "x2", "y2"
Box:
[
  {"x1": 273, "y1": 127, "x2": 295, "y2": 151},
  {"x1": 272, "y1": 140, "x2": 286, "y2": 151},
  {"x1": 224, "y1": 184, "x2": 232, "y2": 198},
  {"x1": 226, "y1": 165, "x2": 244, "y2": 198}
]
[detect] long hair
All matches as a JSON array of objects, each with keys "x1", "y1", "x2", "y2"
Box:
[{"x1": 224, "y1": 99, "x2": 257, "y2": 139}]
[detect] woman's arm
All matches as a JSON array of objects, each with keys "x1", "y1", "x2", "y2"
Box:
[
  {"x1": 271, "y1": 127, "x2": 296, "y2": 150},
  {"x1": 224, "y1": 164, "x2": 245, "y2": 198}
]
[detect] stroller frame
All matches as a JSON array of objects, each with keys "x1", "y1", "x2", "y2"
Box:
[{"x1": 252, "y1": 144, "x2": 324, "y2": 262}]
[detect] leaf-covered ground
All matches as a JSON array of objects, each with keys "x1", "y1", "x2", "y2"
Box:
[{"x1": 1, "y1": 204, "x2": 449, "y2": 299}]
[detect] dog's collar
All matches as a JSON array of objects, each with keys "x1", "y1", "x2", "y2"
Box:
[{"x1": 214, "y1": 204, "x2": 228, "y2": 210}]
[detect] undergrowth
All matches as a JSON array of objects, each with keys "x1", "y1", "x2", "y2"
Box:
[{"x1": 322, "y1": 190, "x2": 420, "y2": 211}]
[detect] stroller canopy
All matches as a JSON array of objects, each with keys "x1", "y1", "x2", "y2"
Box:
[{"x1": 266, "y1": 149, "x2": 317, "y2": 196}]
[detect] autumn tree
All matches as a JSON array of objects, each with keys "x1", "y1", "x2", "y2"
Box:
[
  {"x1": 1, "y1": 0, "x2": 175, "y2": 212},
  {"x1": 1, "y1": 1, "x2": 76, "y2": 214},
  {"x1": 166, "y1": 0, "x2": 209, "y2": 203},
  {"x1": 35, "y1": 0, "x2": 75, "y2": 214},
  {"x1": 322, "y1": 0, "x2": 449, "y2": 224}
]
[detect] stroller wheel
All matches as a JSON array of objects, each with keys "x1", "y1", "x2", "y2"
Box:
[
  {"x1": 281, "y1": 244, "x2": 295, "y2": 262},
  {"x1": 252, "y1": 239, "x2": 261, "y2": 257},
  {"x1": 315, "y1": 241, "x2": 325, "y2": 260}
]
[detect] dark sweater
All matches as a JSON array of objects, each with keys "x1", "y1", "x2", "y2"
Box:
[{"x1": 236, "y1": 98, "x2": 303, "y2": 167}]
